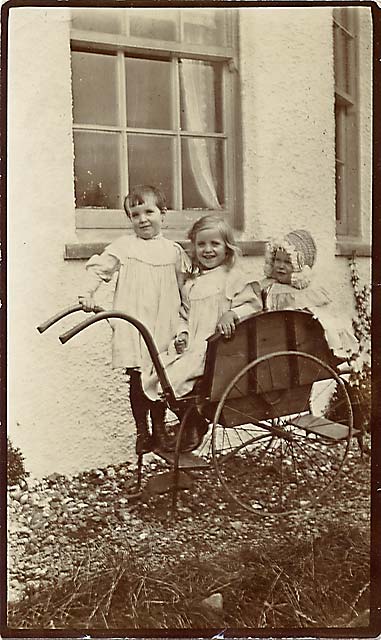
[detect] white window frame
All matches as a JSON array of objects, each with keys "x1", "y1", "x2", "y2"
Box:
[{"x1": 70, "y1": 9, "x2": 241, "y2": 238}]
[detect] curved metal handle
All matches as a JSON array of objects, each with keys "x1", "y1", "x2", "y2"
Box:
[
  {"x1": 37, "y1": 304, "x2": 104, "y2": 334},
  {"x1": 59, "y1": 311, "x2": 177, "y2": 408}
]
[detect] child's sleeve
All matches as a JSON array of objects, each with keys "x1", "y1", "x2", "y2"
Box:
[
  {"x1": 231, "y1": 284, "x2": 263, "y2": 320},
  {"x1": 227, "y1": 270, "x2": 263, "y2": 321},
  {"x1": 174, "y1": 243, "x2": 192, "y2": 289},
  {"x1": 79, "y1": 250, "x2": 120, "y2": 298},
  {"x1": 175, "y1": 281, "x2": 191, "y2": 337}
]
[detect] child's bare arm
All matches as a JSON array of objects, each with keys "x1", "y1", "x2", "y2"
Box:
[
  {"x1": 173, "y1": 281, "x2": 191, "y2": 352},
  {"x1": 78, "y1": 295, "x2": 98, "y2": 312},
  {"x1": 217, "y1": 311, "x2": 238, "y2": 338},
  {"x1": 217, "y1": 281, "x2": 262, "y2": 337},
  {"x1": 78, "y1": 251, "x2": 120, "y2": 309}
]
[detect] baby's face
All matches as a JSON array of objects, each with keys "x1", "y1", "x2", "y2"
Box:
[
  {"x1": 272, "y1": 249, "x2": 293, "y2": 284},
  {"x1": 128, "y1": 194, "x2": 164, "y2": 239},
  {"x1": 195, "y1": 228, "x2": 227, "y2": 270}
]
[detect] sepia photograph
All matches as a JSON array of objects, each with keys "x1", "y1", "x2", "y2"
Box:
[{"x1": 3, "y1": 1, "x2": 377, "y2": 636}]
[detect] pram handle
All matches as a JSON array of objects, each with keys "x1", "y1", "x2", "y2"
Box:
[
  {"x1": 37, "y1": 304, "x2": 104, "y2": 334},
  {"x1": 59, "y1": 311, "x2": 177, "y2": 408}
]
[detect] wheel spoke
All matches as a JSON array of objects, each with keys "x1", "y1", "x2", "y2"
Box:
[
  {"x1": 219, "y1": 401, "x2": 268, "y2": 430},
  {"x1": 212, "y1": 350, "x2": 352, "y2": 515}
]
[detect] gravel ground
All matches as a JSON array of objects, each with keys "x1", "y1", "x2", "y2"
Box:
[{"x1": 7, "y1": 441, "x2": 371, "y2": 609}]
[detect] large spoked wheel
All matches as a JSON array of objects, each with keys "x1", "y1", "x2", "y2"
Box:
[{"x1": 211, "y1": 351, "x2": 353, "y2": 516}]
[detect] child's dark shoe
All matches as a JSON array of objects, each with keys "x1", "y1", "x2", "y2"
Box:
[
  {"x1": 195, "y1": 416, "x2": 209, "y2": 438},
  {"x1": 135, "y1": 422, "x2": 153, "y2": 455},
  {"x1": 151, "y1": 420, "x2": 175, "y2": 452},
  {"x1": 179, "y1": 424, "x2": 205, "y2": 452}
]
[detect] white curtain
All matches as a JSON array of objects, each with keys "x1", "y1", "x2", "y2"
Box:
[{"x1": 180, "y1": 59, "x2": 221, "y2": 210}]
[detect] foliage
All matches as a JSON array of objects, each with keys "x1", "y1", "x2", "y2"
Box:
[
  {"x1": 347, "y1": 256, "x2": 371, "y2": 433},
  {"x1": 325, "y1": 257, "x2": 371, "y2": 437},
  {"x1": 7, "y1": 438, "x2": 29, "y2": 486},
  {"x1": 348, "y1": 255, "x2": 371, "y2": 365}
]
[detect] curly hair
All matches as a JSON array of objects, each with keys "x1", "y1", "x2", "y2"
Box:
[
  {"x1": 123, "y1": 185, "x2": 167, "y2": 216},
  {"x1": 187, "y1": 215, "x2": 240, "y2": 273}
]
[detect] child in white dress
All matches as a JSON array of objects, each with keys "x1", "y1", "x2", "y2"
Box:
[
  {"x1": 259, "y1": 229, "x2": 358, "y2": 360},
  {"x1": 78, "y1": 185, "x2": 191, "y2": 455},
  {"x1": 143, "y1": 215, "x2": 262, "y2": 449}
]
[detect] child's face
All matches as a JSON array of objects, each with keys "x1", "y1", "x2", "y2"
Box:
[
  {"x1": 128, "y1": 194, "x2": 164, "y2": 239},
  {"x1": 195, "y1": 228, "x2": 227, "y2": 270},
  {"x1": 272, "y1": 249, "x2": 293, "y2": 284}
]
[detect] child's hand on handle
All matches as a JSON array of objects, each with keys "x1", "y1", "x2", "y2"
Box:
[
  {"x1": 174, "y1": 332, "x2": 189, "y2": 354},
  {"x1": 217, "y1": 311, "x2": 238, "y2": 338},
  {"x1": 78, "y1": 295, "x2": 97, "y2": 312}
]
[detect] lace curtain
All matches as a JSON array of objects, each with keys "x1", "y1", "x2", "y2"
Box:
[{"x1": 180, "y1": 59, "x2": 221, "y2": 210}]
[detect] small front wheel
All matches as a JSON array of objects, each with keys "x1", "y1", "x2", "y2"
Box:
[{"x1": 211, "y1": 351, "x2": 353, "y2": 516}]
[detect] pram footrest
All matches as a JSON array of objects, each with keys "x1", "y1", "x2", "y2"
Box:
[
  {"x1": 153, "y1": 449, "x2": 210, "y2": 470},
  {"x1": 291, "y1": 415, "x2": 358, "y2": 440}
]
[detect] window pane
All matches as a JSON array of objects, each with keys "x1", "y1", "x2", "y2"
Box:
[
  {"x1": 128, "y1": 9, "x2": 178, "y2": 41},
  {"x1": 125, "y1": 58, "x2": 172, "y2": 130},
  {"x1": 335, "y1": 104, "x2": 346, "y2": 163},
  {"x1": 335, "y1": 104, "x2": 347, "y2": 224},
  {"x1": 72, "y1": 52, "x2": 118, "y2": 126},
  {"x1": 333, "y1": 25, "x2": 353, "y2": 95},
  {"x1": 335, "y1": 161, "x2": 345, "y2": 222},
  {"x1": 74, "y1": 132, "x2": 121, "y2": 209},
  {"x1": 181, "y1": 138, "x2": 224, "y2": 210},
  {"x1": 127, "y1": 135, "x2": 174, "y2": 208},
  {"x1": 71, "y1": 8, "x2": 125, "y2": 34},
  {"x1": 183, "y1": 9, "x2": 227, "y2": 46},
  {"x1": 180, "y1": 61, "x2": 223, "y2": 133}
]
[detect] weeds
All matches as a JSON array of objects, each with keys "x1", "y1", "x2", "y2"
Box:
[
  {"x1": 348, "y1": 256, "x2": 371, "y2": 434},
  {"x1": 8, "y1": 522, "x2": 369, "y2": 630}
]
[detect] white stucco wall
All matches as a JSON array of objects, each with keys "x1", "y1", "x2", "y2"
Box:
[
  {"x1": 8, "y1": 8, "x2": 136, "y2": 477},
  {"x1": 7, "y1": 7, "x2": 372, "y2": 478},
  {"x1": 238, "y1": 6, "x2": 372, "y2": 318}
]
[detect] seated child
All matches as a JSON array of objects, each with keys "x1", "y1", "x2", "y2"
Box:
[
  {"x1": 259, "y1": 229, "x2": 359, "y2": 360},
  {"x1": 142, "y1": 215, "x2": 262, "y2": 450}
]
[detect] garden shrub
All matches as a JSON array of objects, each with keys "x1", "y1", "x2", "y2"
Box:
[
  {"x1": 347, "y1": 256, "x2": 371, "y2": 433},
  {"x1": 7, "y1": 437, "x2": 29, "y2": 486},
  {"x1": 326, "y1": 257, "x2": 371, "y2": 436}
]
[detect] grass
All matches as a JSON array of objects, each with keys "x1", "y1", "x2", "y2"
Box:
[
  {"x1": 7, "y1": 431, "x2": 371, "y2": 632},
  {"x1": 8, "y1": 521, "x2": 370, "y2": 631}
]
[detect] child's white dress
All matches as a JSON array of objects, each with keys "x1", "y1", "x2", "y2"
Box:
[
  {"x1": 261, "y1": 278, "x2": 359, "y2": 359},
  {"x1": 143, "y1": 264, "x2": 262, "y2": 400},
  {"x1": 80, "y1": 234, "x2": 191, "y2": 369}
]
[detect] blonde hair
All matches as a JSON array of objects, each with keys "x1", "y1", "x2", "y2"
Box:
[{"x1": 187, "y1": 215, "x2": 240, "y2": 273}]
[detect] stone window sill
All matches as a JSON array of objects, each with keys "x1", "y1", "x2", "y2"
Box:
[
  {"x1": 335, "y1": 239, "x2": 371, "y2": 257},
  {"x1": 64, "y1": 240, "x2": 267, "y2": 260}
]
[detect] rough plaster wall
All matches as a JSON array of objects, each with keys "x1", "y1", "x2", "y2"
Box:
[
  {"x1": 239, "y1": 8, "x2": 336, "y2": 246},
  {"x1": 8, "y1": 8, "x2": 372, "y2": 478},
  {"x1": 8, "y1": 8, "x2": 135, "y2": 478},
  {"x1": 238, "y1": 6, "x2": 372, "y2": 318}
]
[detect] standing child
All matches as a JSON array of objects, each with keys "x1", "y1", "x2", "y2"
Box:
[
  {"x1": 78, "y1": 185, "x2": 191, "y2": 455},
  {"x1": 259, "y1": 229, "x2": 358, "y2": 359},
  {"x1": 143, "y1": 215, "x2": 262, "y2": 448}
]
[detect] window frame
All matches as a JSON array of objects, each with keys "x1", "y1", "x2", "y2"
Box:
[
  {"x1": 333, "y1": 7, "x2": 361, "y2": 240},
  {"x1": 70, "y1": 9, "x2": 241, "y2": 238}
]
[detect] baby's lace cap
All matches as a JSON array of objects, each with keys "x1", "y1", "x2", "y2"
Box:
[{"x1": 263, "y1": 229, "x2": 317, "y2": 277}]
